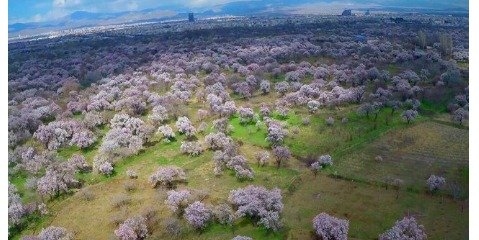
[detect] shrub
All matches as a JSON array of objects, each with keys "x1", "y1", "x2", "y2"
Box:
[
  {"x1": 259, "y1": 105, "x2": 271, "y2": 117},
  {"x1": 266, "y1": 120, "x2": 287, "y2": 147},
  {"x1": 110, "y1": 212, "x2": 128, "y2": 227},
  {"x1": 223, "y1": 155, "x2": 255, "y2": 181},
  {"x1": 198, "y1": 122, "x2": 208, "y2": 133},
  {"x1": 274, "y1": 81, "x2": 289, "y2": 96},
  {"x1": 164, "y1": 218, "x2": 182, "y2": 237},
  {"x1": 8, "y1": 183, "x2": 25, "y2": 227},
  {"x1": 233, "y1": 165, "x2": 255, "y2": 181},
  {"x1": 126, "y1": 169, "x2": 138, "y2": 179},
  {"x1": 205, "y1": 132, "x2": 231, "y2": 150},
  {"x1": 149, "y1": 105, "x2": 169, "y2": 123},
  {"x1": 452, "y1": 108, "x2": 468, "y2": 125},
  {"x1": 149, "y1": 166, "x2": 186, "y2": 189},
  {"x1": 165, "y1": 189, "x2": 191, "y2": 213},
  {"x1": 307, "y1": 100, "x2": 320, "y2": 113},
  {"x1": 379, "y1": 216, "x2": 426, "y2": 240},
  {"x1": 232, "y1": 236, "x2": 253, "y2": 240},
  {"x1": 310, "y1": 161, "x2": 322, "y2": 175},
  {"x1": 70, "y1": 129, "x2": 97, "y2": 149},
  {"x1": 99, "y1": 128, "x2": 143, "y2": 158},
  {"x1": 111, "y1": 194, "x2": 131, "y2": 208},
  {"x1": 312, "y1": 213, "x2": 349, "y2": 240},
  {"x1": 229, "y1": 185, "x2": 283, "y2": 231},
  {"x1": 124, "y1": 181, "x2": 137, "y2": 192},
  {"x1": 38, "y1": 203, "x2": 48, "y2": 215},
  {"x1": 157, "y1": 125, "x2": 175, "y2": 141},
  {"x1": 98, "y1": 161, "x2": 114, "y2": 176},
  {"x1": 318, "y1": 154, "x2": 333, "y2": 167},
  {"x1": 272, "y1": 146, "x2": 291, "y2": 168},
  {"x1": 176, "y1": 116, "x2": 196, "y2": 138},
  {"x1": 79, "y1": 189, "x2": 95, "y2": 201},
  {"x1": 184, "y1": 201, "x2": 212, "y2": 230},
  {"x1": 212, "y1": 118, "x2": 230, "y2": 133},
  {"x1": 180, "y1": 141, "x2": 203, "y2": 156},
  {"x1": 255, "y1": 151, "x2": 270, "y2": 167},
  {"x1": 114, "y1": 216, "x2": 148, "y2": 240},
  {"x1": 197, "y1": 109, "x2": 209, "y2": 121},
  {"x1": 326, "y1": 116, "x2": 335, "y2": 126},
  {"x1": 238, "y1": 107, "x2": 254, "y2": 124},
  {"x1": 260, "y1": 80, "x2": 271, "y2": 94},
  {"x1": 302, "y1": 117, "x2": 310, "y2": 125},
  {"x1": 402, "y1": 109, "x2": 418, "y2": 124},
  {"x1": 84, "y1": 111, "x2": 104, "y2": 129},
  {"x1": 36, "y1": 167, "x2": 78, "y2": 198},
  {"x1": 37, "y1": 226, "x2": 74, "y2": 239},
  {"x1": 68, "y1": 154, "x2": 90, "y2": 172},
  {"x1": 213, "y1": 203, "x2": 236, "y2": 225},
  {"x1": 427, "y1": 175, "x2": 446, "y2": 192}
]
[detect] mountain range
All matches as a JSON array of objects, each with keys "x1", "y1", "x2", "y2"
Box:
[{"x1": 8, "y1": 0, "x2": 468, "y2": 37}]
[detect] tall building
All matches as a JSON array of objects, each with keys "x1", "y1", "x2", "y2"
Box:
[{"x1": 188, "y1": 13, "x2": 195, "y2": 22}]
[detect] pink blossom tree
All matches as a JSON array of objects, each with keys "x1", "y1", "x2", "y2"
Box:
[
  {"x1": 379, "y1": 216, "x2": 427, "y2": 240},
  {"x1": 228, "y1": 185, "x2": 283, "y2": 231},
  {"x1": 184, "y1": 201, "x2": 212, "y2": 230},
  {"x1": 312, "y1": 213, "x2": 349, "y2": 240},
  {"x1": 149, "y1": 166, "x2": 186, "y2": 189},
  {"x1": 114, "y1": 216, "x2": 148, "y2": 240}
]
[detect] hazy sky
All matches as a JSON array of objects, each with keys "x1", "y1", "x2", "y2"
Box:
[{"x1": 9, "y1": 0, "x2": 468, "y2": 24}]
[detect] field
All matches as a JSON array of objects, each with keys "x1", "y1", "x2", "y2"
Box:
[
  {"x1": 11, "y1": 102, "x2": 469, "y2": 239},
  {"x1": 8, "y1": 14, "x2": 469, "y2": 240}
]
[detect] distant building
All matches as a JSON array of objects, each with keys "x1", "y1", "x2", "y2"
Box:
[
  {"x1": 341, "y1": 10, "x2": 352, "y2": 16},
  {"x1": 188, "y1": 13, "x2": 195, "y2": 22},
  {"x1": 365, "y1": 10, "x2": 370, "y2": 16}
]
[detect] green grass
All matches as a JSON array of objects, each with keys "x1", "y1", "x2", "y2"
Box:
[
  {"x1": 264, "y1": 73, "x2": 286, "y2": 83},
  {"x1": 199, "y1": 221, "x2": 286, "y2": 240},
  {"x1": 421, "y1": 97, "x2": 451, "y2": 115},
  {"x1": 386, "y1": 64, "x2": 401, "y2": 75},
  {"x1": 229, "y1": 116, "x2": 269, "y2": 148},
  {"x1": 284, "y1": 106, "x2": 410, "y2": 158},
  {"x1": 284, "y1": 172, "x2": 468, "y2": 240},
  {"x1": 331, "y1": 121, "x2": 469, "y2": 194}
]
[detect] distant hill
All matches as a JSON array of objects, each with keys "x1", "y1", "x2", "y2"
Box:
[{"x1": 8, "y1": 0, "x2": 468, "y2": 37}]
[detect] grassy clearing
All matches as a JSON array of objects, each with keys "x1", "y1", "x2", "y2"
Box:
[
  {"x1": 284, "y1": 106, "x2": 410, "y2": 159},
  {"x1": 332, "y1": 121, "x2": 469, "y2": 193},
  {"x1": 285, "y1": 173, "x2": 468, "y2": 240},
  {"x1": 229, "y1": 117, "x2": 268, "y2": 148}
]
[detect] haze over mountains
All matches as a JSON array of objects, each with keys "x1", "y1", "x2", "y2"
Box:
[{"x1": 8, "y1": 0, "x2": 468, "y2": 36}]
